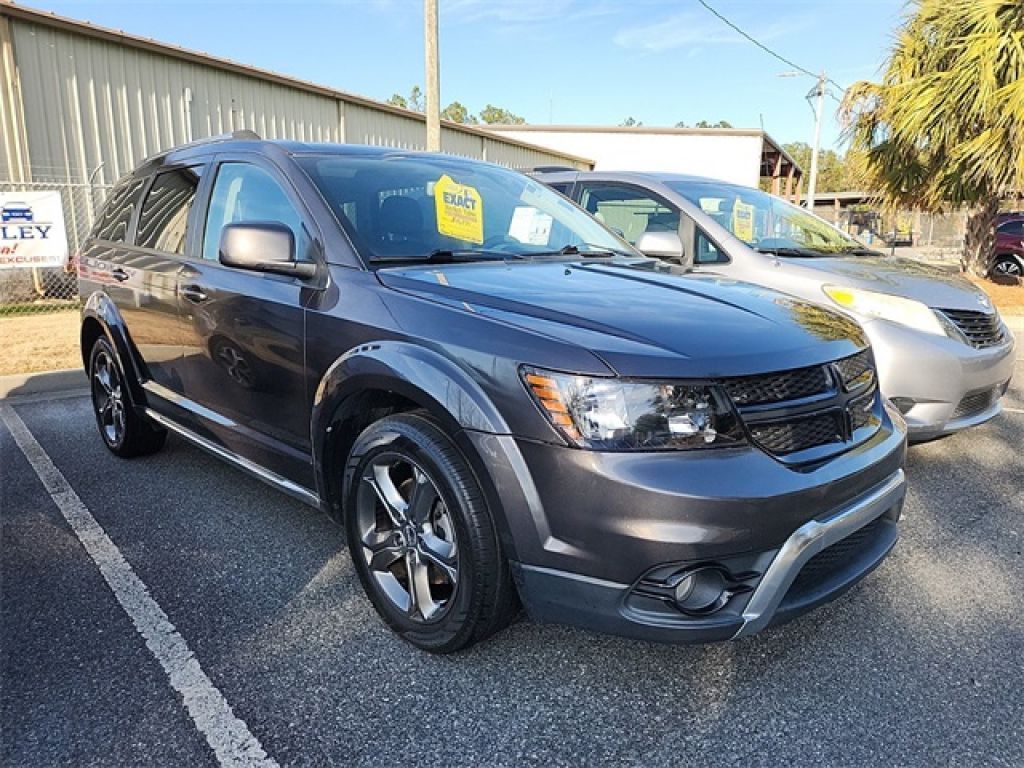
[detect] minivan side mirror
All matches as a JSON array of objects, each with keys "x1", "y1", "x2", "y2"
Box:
[
  {"x1": 635, "y1": 230, "x2": 685, "y2": 262},
  {"x1": 219, "y1": 222, "x2": 316, "y2": 279}
]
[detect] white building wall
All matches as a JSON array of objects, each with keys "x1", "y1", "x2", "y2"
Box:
[{"x1": 488, "y1": 129, "x2": 765, "y2": 188}]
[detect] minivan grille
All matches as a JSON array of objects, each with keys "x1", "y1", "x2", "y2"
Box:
[
  {"x1": 724, "y1": 350, "x2": 881, "y2": 461},
  {"x1": 938, "y1": 309, "x2": 1005, "y2": 349},
  {"x1": 952, "y1": 387, "x2": 999, "y2": 420}
]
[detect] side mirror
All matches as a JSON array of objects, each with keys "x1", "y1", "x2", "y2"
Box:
[
  {"x1": 219, "y1": 222, "x2": 316, "y2": 279},
  {"x1": 635, "y1": 231, "x2": 684, "y2": 261}
]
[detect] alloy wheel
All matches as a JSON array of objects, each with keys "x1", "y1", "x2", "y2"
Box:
[
  {"x1": 992, "y1": 258, "x2": 1022, "y2": 277},
  {"x1": 91, "y1": 349, "x2": 126, "y2": 445},
  {"x1": 355, "y1": 453, "x2": 459, "y2": 622}
]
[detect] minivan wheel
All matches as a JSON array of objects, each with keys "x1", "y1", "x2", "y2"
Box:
[
  {"x1": 343, "y1": 411, "x2": 518, "y2": 652},
  {"x1": 88, "y1": 337, "x2": 166, "y2": 457}
]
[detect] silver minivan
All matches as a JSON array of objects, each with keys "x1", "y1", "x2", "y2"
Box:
[{"x1": 537, "y1": 170, "x2": 1016, "y2": 440}]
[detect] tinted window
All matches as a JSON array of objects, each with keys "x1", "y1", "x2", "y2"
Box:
[
  {"x1": 998, "y1": 220, "x2": 1024, "y2": 236},
  {"x1": 546, "y1": 182, "x2": 572, "y2": 197},
  {"x1": 297, "y1": 154, "x2": 630, "y2": 264},
  {"x1": 136, "y1": 167, "x2": 203, "y2": 254},
  {"x1": 203, "y1": 163, "x2": 307, "y2": 262},
  {"x1": 93, "y1": 175, "x2": 147, "y2": 243},
  {"x1": 578, "y1": 184, "x2": 680, "y2": 246}
]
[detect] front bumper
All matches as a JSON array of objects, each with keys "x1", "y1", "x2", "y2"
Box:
[
  {"x1": 467, "y1": 403, "x2": 907, "y2": 644},
  {"x1": 863, "y1": 317, "x2": 1016, "y2": 440}
]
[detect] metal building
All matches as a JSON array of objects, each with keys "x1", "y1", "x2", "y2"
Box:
[
  {"x1": 484, "y1": 125, "x2": 802, "y2": 196},
  {"x1": 0, "y1": 1, "x2": 593, "y2": 189}
]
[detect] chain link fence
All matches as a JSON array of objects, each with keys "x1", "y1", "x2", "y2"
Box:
[{"x1": 1, "y1": 178, "x2": 114, "y2": 314}]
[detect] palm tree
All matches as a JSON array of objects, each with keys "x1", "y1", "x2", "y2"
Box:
[{"x1": 841, "y1": 0, "x2": 1024, "y2": 276}]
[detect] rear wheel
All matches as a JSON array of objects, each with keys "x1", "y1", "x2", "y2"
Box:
[
  {"x1": 343, "y1": 411, "x2": 518, "y2": 652},
  {"x1": 88, "y1": 337, "x2": 166, "y2": 457}
]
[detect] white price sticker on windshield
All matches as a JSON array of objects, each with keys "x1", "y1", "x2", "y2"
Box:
[{"x1": 509, "y1": 206, "x2": 553, "y2": 245}]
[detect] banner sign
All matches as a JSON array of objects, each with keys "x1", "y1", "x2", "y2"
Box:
[{"x1": 0, "y1": 191, "x2": 69, "y2": 270}]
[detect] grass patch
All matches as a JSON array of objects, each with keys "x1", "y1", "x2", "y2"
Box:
[{"x1": 0, "y1": 310, "x2": 82, "y2": 376}]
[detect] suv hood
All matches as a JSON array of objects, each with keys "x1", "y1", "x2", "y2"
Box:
[
  {"x1": 778, "y1": 254, "x2": 992, "y2": 312},
  {"x1": 378, "y1": 259, "x2": 867, "y2": 378}
]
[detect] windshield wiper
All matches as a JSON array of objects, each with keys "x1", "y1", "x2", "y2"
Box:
[
  {"x1": 531, "y1": 243, "x2": 630, "y2": 259},
  {"x1": 754, "y1": 245, "x2": 859, "y2": 258},
  {"x1": 369, "y1": 249, "x2": 527, "y2": 265}
]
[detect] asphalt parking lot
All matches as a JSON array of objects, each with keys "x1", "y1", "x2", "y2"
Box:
[{"x1": 3, "y1": 367, "x2": 1023, "y2": 768}]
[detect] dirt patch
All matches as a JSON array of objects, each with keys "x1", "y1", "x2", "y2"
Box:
[
  {"x1": 0, "y1": 310, "x2": 82, "y2": 376},
  {"x1": 966, "y1": 276, "x2": 1024, "y2": 316}
]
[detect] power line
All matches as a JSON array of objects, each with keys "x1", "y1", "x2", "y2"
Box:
[{"x1": 694, "y1": 0, "x2": 846, "y2": 92}]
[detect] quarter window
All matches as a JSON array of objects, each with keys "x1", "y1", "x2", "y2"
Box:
[
  {"x1": 998, "y1": 220, "x2": 1024, "y2": 236},
  {"x1": 202, "y1": 163, "x2": 308, "y2": 262},
  {"x1": 695, "y1": 230, "x2": 730, "y2": 265},
  {"x1": 93, "y1": 175, "x2": 148, "y2": 243},
  {"x1": 136, "y1": 167, "x2": 203, "y2": 254},
  {"x1": 578, "y1": 185, "x2": 680, "y2": 246}
]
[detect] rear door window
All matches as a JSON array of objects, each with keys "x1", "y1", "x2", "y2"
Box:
[{"x1": 136, "y1": 167, "x2": 204, "y2": 254}]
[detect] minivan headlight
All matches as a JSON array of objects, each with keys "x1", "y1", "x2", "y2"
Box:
[
  {"x1": 521, "y1": 368, "x2": 745, "y2": 451},
  {"x1": 821, "y1": 285, "x2": 953, "y2": 337}
]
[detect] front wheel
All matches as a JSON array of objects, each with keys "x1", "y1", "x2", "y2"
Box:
[
  {"x1": 88, "y1": 337, "x2": 166, "y2": 458},
  {"x1": 990, "y1": 255, "x2": 1022, "y2": 279},
  {"x1": 343, "y1": 411, "x2": 518, "y2": 652}
]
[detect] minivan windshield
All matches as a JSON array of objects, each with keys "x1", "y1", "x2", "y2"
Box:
[
  {"x1": 298, "y1": 154, "x2": 635, "y2": 265},
  {"x1": 667, "y1": 180, "x2": 871, "y2": 257}
]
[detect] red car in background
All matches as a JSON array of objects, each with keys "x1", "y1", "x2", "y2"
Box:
[{"x1": 993, "y1": 212, "x2": 1024, "y2": 278}]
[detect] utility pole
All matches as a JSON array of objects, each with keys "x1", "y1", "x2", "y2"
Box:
[
  {"x1": 805, "y1": 71, "x2": 826, "y2": 211},
  {"x1": 424, "y1": 0, "x2": 441, "y2": 152}
]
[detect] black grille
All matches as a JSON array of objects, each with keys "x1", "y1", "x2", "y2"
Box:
[
  {"x1": 849, "y1": 389, "x2": 878, "y2": 431},
  {"x1": 721, "y1": 364, "x2": 830, "y2": 406},
  {"x1": 790, "y1": 518, "x2": 883, "y2": 593},
  {"x1": 939, "y1": 309, "x2": 1005, "y2": 349},
  {"x1": 952, "y1": 387, "x2": 999, "y2": 420},
  {"x1": 748, "y1": 413, "x2": 843, "y2": 454},
  {"x1": 835, "y1": 350, "x2": 873, "y2": 390}
]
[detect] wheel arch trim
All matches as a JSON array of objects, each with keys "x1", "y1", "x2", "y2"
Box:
[{"x1": 80, "y1": 291, "x2": 148, "y2": 408}]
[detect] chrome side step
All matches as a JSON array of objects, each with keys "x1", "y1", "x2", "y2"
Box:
[{"x1": 145, "y1": 409, "x2": 320, "y2": 509}]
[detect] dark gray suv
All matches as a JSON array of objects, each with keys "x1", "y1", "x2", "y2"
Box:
[{"x1": 79, "y1": 134, "x2": 907, "y2": 652}]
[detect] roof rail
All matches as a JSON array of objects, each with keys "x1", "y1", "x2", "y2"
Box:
[
  {"x1": 140, "y1": 130, "x2": 263, "y2": 165},
  {"x1": 531, "y1": 165, "x2": 577, "y2": 173}
]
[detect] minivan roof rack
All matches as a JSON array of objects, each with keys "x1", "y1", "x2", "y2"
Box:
[{"x1": 531, "y1": 165, "x2": 577, "y2": 173}]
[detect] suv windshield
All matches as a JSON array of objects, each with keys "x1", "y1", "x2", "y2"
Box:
[
  {"x1": 298, "y1": 154, "x2": 634, "y2": 265},
  {"x1": 667, "y1": 180, "x2": 870, "y2": 257}
]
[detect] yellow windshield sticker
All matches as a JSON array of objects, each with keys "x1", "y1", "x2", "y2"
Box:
[
  {"x1": 732, "y1": 198, "x2": 755, "y2": 243},
  {"x1": 434, "y1": 175, "x2": 483, "y2": 244}
]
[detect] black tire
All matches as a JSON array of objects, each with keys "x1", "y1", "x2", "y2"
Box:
[
  {"x1": 990, "y1": 255, "x2": 1022, "y2": 279},
  {"x1": 343, "y1": 411, "x2": 518, "y2": 653},
  {"x1": 88, "y1": 336, "x2": 167, "y2": 458}
]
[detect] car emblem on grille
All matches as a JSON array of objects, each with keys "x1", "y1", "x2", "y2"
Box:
[{"x1": 977, "y1": 294, "x2": 991, "y2": 309}]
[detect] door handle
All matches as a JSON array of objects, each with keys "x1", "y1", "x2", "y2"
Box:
[
  {"x1": 110, "y1": 267, "x2": 129, "y2": 282},
  {"x1": 180, "y1": 284, "x2": 209, "y2": 303}
]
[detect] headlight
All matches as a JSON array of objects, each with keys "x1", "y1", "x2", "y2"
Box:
[
  {"x1": 521, "y1": 368, "x2": 745, "y2": 451},
  {"x1": 822, "y1": 285, "x2": 952, "y2": 337}
]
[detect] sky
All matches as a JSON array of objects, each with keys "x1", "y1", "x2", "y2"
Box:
[{"x1": 23, "y1": 0, "x2": 909, "y2": 152}]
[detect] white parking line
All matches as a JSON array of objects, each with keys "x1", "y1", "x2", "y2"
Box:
[{"x1": 0, "y1": 405, "x2": 278, "y2": 768}]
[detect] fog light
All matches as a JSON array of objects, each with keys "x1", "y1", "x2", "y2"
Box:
[{"x1": 672, "y1": 566, "x2": 730, "y2": 615}]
